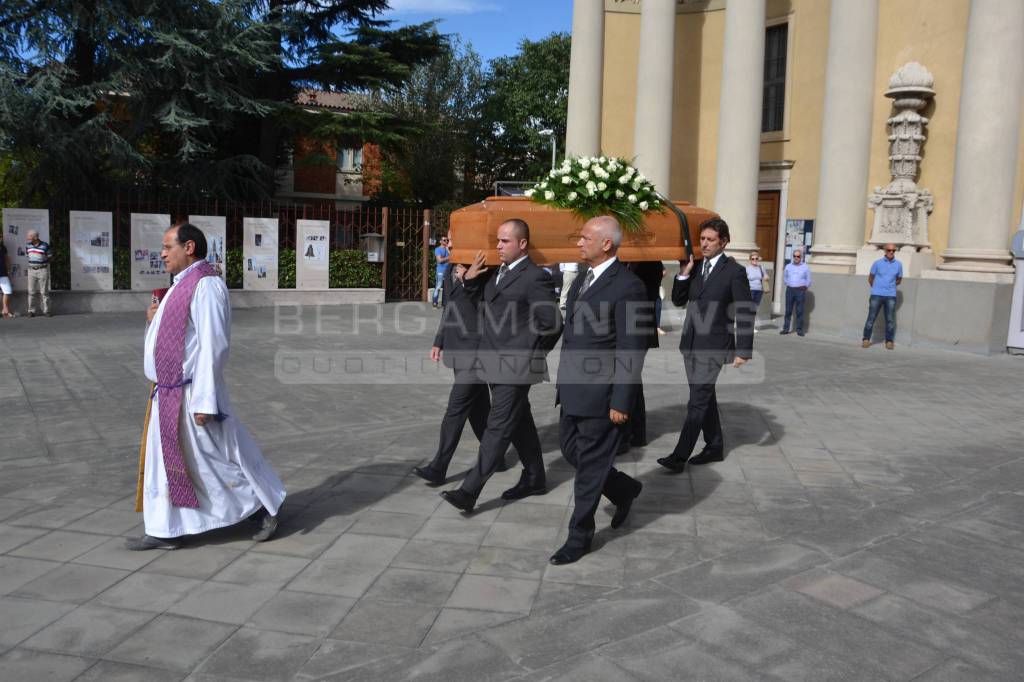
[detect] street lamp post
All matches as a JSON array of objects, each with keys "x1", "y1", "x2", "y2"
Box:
[{"x1": 539, "y1": 129, "x2": 556, "y2": 170}]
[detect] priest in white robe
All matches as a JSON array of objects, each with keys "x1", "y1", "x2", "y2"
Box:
[{"x1": 126, "y1": 223, "x2": 286, "y2": 550}]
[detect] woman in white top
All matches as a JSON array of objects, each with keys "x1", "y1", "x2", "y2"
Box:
[{"x1": 745, "y1": 251, "x2": 769, "y2": 327}]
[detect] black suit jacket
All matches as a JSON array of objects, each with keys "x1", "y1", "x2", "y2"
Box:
[
  {"x1": 432, "y1": 267, "x2": 480, "y2": 371},
  {"x1": 464, "y1": 257, "x2": 562, "y2": 384},
  {"x1": 556, "y1": 260, "x2": 649, "y2": 418},
  {"x1": 627, "y1": 260, "x2": 663, "y2": 350},
  {"x1": 672, "y1": 255, "x2": 754, "y2": 362}
]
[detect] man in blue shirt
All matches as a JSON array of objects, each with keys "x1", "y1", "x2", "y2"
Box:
[
  {"x1": 433, "y1": 236, "x2": 450, "y2": 308},
  {"x1": 862, "y1": 243, "x2": 903, "y2": 349},
  {"x1": 781, "y1": 249, "x2": 811, "y2": 336}
]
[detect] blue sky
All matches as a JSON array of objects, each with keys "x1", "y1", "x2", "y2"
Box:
[{"x1": 382, "y1": 0, "x2": 572, "y2": 63}]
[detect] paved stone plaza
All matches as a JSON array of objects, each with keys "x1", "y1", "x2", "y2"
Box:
[{"x1": 2, "y1": 304, "x2": 1024, "y2": 681}]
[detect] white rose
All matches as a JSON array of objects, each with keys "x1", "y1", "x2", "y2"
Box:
[
  {"x1": 615, "y1": 189, "x2": 624, "y2": 198},
  {"x1": 597, "y1": 182, "x2": 607, "y2": 191},
  {"x1": 632, "y1": 181, "x2": 642, "y2": 191},
  {"x1": 628, "y1": 194, "x2": 637, "y2": 203},
  {"x1": 599, "y1": 156, "x2": 606, "y2": 164},
  {"x1": 567, "y1": 191, "x2": 578, "y2": 200},
  {"x1": 639, "y1": 201, "x2": 649, "y2": 210},
  {"x1": 549, "y1": 170, "x2": 558, "y2": 178},
  {"x1": 562, "y1": 175, "x2": 572, "y2": 185},
  {"x1": 524, "y1": 189, "x2": 535, "y2": 197},
  {"x1": 618, "y1": 175, "x2": 630, "y2": 184},
  {"x1": 587, "y1": 187, "x2": 596, "y2": 196},
  {"x1": 637, "y1": 173, "x2": 646, "y2": 183},
  {"x1": 586, "y1": 181, "x2": 597, "y2": 191},
  {"x1": 540, "y1": 182, "x2": 547, "y2": 189},
  {"x1": 579, "y1": 158, "x2": 591, "y2": 168},
  {"x1": 578, "y1": 170, "x2": 590, "y2": 180},
  {"x1": 544, "y1": 190, "x2": 555, "y2": 200}
]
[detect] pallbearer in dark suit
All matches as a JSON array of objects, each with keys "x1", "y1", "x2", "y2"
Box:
[
  {"x1": 621, "y1": 260, "x2": 663, "y2": 452},
  {"x1": 658, "y1": 218, "x2": 754, "y2": 473},
  {"x1": 413, "y1": 232, "x2": 496, "y2": 486},
  {"x1": 550, "y1": 216, "x2": 648, "y2": 565},
  {"x1": 439, "y1": 219, "x2": 562, "y2": 514}
]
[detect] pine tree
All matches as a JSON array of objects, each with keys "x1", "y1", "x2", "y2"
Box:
[{"x1": 0, "y1": 0, "x2": 443, "y2": 199}]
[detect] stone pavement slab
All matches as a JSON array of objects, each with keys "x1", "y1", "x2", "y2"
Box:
[{"x1": 2, "y1": 305, "x2": 1024, "y2": 679}]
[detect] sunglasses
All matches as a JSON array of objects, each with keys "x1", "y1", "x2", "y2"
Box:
[{"x1": 885, "y1": 249, "x2": 895, "y2": 253}]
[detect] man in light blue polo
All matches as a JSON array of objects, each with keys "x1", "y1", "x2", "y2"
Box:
[
  {"x1": 862, "y1": 243, "x2": 903, "y2": 350},
  {"x1": 780, "y1": 249, "x2": 811, "y2": 336}
]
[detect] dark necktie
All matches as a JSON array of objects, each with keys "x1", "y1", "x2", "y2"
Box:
[
  {"x1": 702, "y1": 259, "x2": 711, "y2": 280},
  {"x1": 578, "y1": 268, "x2": 595, "y2": 296},
  {"x1": 496, "y1": 263, "x2": 509, "y2": 285}
]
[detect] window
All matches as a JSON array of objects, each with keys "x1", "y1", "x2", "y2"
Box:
[
  {"x1": 762, "y1": 23, "x2": 788, "y2": 133},
  {"x1": 336, "y1": 148, "x2": 362, "y2": 171}
]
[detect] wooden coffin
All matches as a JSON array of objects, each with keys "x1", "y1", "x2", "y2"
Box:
[{"x1": 447, "y1": 196, "x2": 715, "y2": 265}]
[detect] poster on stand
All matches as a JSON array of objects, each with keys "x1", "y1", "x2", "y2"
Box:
[
  {"x1": 296, "y1": 219, "x2": 329, "y2": 289},
  {"x1": 1, "y1": 208, "x2": 50, "y2": 290},
  {"x1": 243, "y1": 217, "x2": 279, "y2": 289},
  {"x1": 69, "y1": 211, "x2": 113, "y2": 290},
  {"x1": 189, "y1": 215, "x2": 227, "y2": 279},
  {"x1": 130, "y1": 213, "x2": 171, "y2": 290}
]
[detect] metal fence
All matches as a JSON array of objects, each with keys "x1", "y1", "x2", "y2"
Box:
[{"x1": 35, "y1": 195, "x2": 438, "y2": 300}]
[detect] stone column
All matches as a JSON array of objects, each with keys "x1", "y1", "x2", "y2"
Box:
[
  {"x1": 938, "y1": 0, "x2": 1024, "y2": 276},
  {"x1": 811, "y1": 0, "x2": 880, "y2": 273},
  {"x1": 713, "y1": 0, "x2": 766, "y2": 256},
  {"x1": 632, "y1": 0, "x2": 677, "y2": 194},
  {"x1": 565, "y1": 0, "x2": 605, "y2": 157}
]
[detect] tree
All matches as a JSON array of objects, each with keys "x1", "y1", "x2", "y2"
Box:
[
  {"x1": 478, "y1": 33, "x2": 570, "y2": 187},
  {"x1": 0, "y1": 0, "x2": 445, "y2": 200},
  {"x1": 370, "y1": 37, "x2": 486, "y2": 205}
]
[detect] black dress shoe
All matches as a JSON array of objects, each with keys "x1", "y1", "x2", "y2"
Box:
[
  {"x1": 501, "y1": 472, "x2": 547, "y2": 500},
  {"x1": 125, "y1": 534, "x2": 181, "y2": 551},
  {"x1": 687, "y1": 449, "x2": 724, "y2": 465},
  {"x1": 610, "y1": 481, "x2": 643, "y2": 529},
  {"x1": 779, "y1": 329, "x2": 791, "y2": 335},
  {"x1": 412, "y1": 465, "x2": 445, "y2": 485},
  {"x1": 549, "y1": 538, "x2": 592, "y2": 565},
  {"x1": 440, "y1": 489, "x2": 476, "y2": 513},
  {"x1": 656, "y1": 455, "x2": 687, "y2": 473}
]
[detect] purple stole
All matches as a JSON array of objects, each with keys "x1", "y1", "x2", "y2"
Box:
[{"x1": 154, "y1": 261, "x2": 218, "y2": 508}]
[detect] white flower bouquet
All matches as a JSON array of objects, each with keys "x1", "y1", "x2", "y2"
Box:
[{"x1": 524, "y1": 156, "x2": 663, "y2": 232}]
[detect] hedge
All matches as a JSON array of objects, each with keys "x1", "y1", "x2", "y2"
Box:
[{"x1": 55, "y1": 247, "x2": 380, "y2": 290}]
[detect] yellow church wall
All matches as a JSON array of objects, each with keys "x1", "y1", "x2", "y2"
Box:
[
  {"x1": 866, "y1": 0, "x2": 970, "y2": 257},
  {"x1": 600, "y1": 0, "x2": 1023, "y2": 255},
  {"x1": 601, "y1": 12, "x2": 640, "y2": 162}
]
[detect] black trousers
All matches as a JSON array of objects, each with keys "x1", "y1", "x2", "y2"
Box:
[
  {"x1": 670, "y1": 351, "x2": 725, "y2": 459},
  {"x1": 621, "y1": 384, "x2": 647, "y2": 447},
  {"x1": 428, "y1": 368, "x2": 491, "y2": 474},
  {"x1": 461, "y1": 383, "x2": 544, "y2": 498},
  {"x1": 560, "y1": 410, "x2": 640, "y2": 550}
]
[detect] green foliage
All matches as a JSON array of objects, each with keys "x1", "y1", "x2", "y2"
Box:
[
  {"x1": 0, "y1": 1, "x2": 445, "y2": 201},
  {"x1": 370, "y1": 32, "x2": 571, "y2": 205},
  {"x1": 225, "y1": 248, "x2": 243, "y2": 289},
  {"x1": 330, "y1": 250, "x2": 382, "y2": 288},
  {"x1": 278, "y1": 248, "x2": 296, "y2": 288},
  {"x1": 371, "y1": 37, "x2": 486, "y2": 205},
  {"x1": 527, "y1": 157, "x2": 663, "y2": 232},
  {"x1": 479, "y1": 33, "x2": 571, "y2": 186},
  {"x1": 114, "y1": 247, "x2": 130, "y2": 290}
]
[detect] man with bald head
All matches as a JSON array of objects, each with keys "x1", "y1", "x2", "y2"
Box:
[
  {"x1": 862, "y1": 242, "x2": 903, "y2": 349},
  {"x1": 550, "y1": 215, "x2": 648, "y2": 564},
  {"x1": 439, "y1": 219, "x2": 561, "y2": 514}
]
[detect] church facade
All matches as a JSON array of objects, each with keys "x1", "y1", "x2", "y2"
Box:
[{"x1": 566, "y1": 0, "x2": 1024, "y2": 353}]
